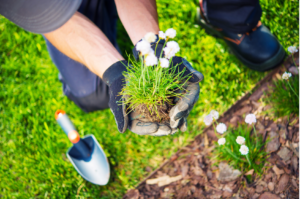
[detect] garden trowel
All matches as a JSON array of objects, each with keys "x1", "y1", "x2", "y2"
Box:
[{"x1": 55, "y1": 110, "x2": 110, "y2": 185}]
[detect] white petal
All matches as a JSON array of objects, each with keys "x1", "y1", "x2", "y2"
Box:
[
  {"x1": 136, "y1": 40, "x2": 152, "y2": 55},
  {"x1": 210, "y1": 110, "x2": 219, "y2": 120},
  {"x1": 144, "y1": 32, "x2": 157, "y2": 43},
  {"x1": 166, "y1": 41, "x2": 180, "y2": 54},
  {"x1": 158, "y1": 31, "x2": 166, "y2": 39},
  {"x1": 159, "y1": 58, "x2": 169, "y2": 68},
  {"x1": 204, "y1": 114, "x2": 213, "y2": 126},
  {"x1": 163, "y1": 47, "x2": 175, "y2": 59},
  {"x1": 145, "y1": 53, "x2": 158, "y2": 66},
  {"x1": 165, "y1": 28, "x2": 176, "y2": 38},
  {"x1": 245, "y1": 114, "x2": 256, "y2": 125},
  {"x1": 236, "y1": 136, "x2": 245, "y2": 145},
  {"x1": 218, "y1": 138, "x2": 226, "y2": 145},
  {"x1": 239, "y1": 145, "x2": 249, "y2": 155},
  {"x1": 282, "y1": 72, "x2": 292, "y2": 80},
  {"x1": 216, "y1": 123, "x2": 227, "y2": 134},
  {"x1": 288, "y1": 46, "x2": 298, "y2": 53}
]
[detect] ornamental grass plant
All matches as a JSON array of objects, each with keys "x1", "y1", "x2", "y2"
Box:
[
  {"x1": 267, "y1": 46, "x2": 299, "y2": 117},
  {"x1": 269, "y1": 72, "x2": 299, "y2": 117},
  {"x1": 121, "y1": 29, "x2": 190, "y2": 122},
  {"x1": 204, "y1": 111, "x2": 268, "y2": 177}
]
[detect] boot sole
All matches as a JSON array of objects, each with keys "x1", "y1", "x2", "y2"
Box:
[{"x1": 196, "y1": 8, "x2": 286, "y2": 72}]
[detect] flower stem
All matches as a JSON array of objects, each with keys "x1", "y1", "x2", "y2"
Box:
[
  {"x1": 287, "y1": 80, "x2": 299, "y2": 98},
  {"x1": 155, "y1": 38, "x2": 160, "y2": 55},
  {"x1": 246, "y1": 154, "x2": 252, "y2": 167},
  {"x1": 141, "y1": 56, "x2": 146, "y2": 94},
  {"x1": 253, "y1": 125, "x2": 258, "y2": 150},
  {"x1": 212, "y1": 122, "x2": 216, "y2": 135},
  {"x1": 139, "y1": 55, "x2": 143, "y2": 89},
  {"x1": 159, "y1": 41, "x2": 167, "y2": 59},
  {"x1": 224, "y1": 147, "x2": 246, "y2": 162},
  {"x1": 212, "y1": 121, "x2": 221, "y2": 139}
]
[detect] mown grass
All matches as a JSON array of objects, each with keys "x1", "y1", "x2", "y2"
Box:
[{"x1": 0, "y1": 0, "x2": 298, "y2": 198}]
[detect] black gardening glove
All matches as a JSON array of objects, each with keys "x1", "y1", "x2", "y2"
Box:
[{"x1": 103, "y1": 61, "x2": 129, "y2": 133}]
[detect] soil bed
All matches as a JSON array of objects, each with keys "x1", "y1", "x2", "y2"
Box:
[{"x1": 123, "y1": 53, "x2": 299, "y2": 199}]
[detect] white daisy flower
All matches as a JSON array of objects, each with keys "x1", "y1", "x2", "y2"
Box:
[
  {"x1": 203, "y1": 114, "x2": 213, "y2": 126},
  {"x1": 145, "y1": 53, "x2": 158, "y2": 66},
  {"x1": 210, "y1": 110, "x2": 219, "y2": 120},
  {"x1": 166, "y1": 41, "x2": 180, "y2": 52},
  {"x1": 144, "y1": 32, "x2": 157, "y2": 43},
  {"x1": 245, "y1": 114, "x2": 256, "y2": 125},
  {"x1": 136, "y1": 40, "x2": 152, "y2": 55},
  {"x1": 236, "y1": 136, "x2": 246, "y2": 145},
  {"x1": 163, "y1": 41, "x2": 180, "y2": 59},
  {"x1": 282, "y1": 72, "x2": 292, "y2": 80},
  {"x1": 218, "y1": 138, "x2": 226, "y2": 146},
  {"x1": 158, "y1": 31, "x2": 166, "y2": 40},
  {"x1": 239, "y1": 145, "x2": 249, "y2": 155},
  {"x1": 287, "y1": 46, "x2": 298, "y2": 53},
  {"x1": 159, "y1": 58, "x2": 169, "y2": 68},
  {"x1": 163, "y1": 47, "x2": 175, "y2": 59},
  {"x1": 216, "y1": 123, "x2": 227, "y2": 134},
  {"x1": 165, "y1": 28, "x2": 176, "y2": 38}
]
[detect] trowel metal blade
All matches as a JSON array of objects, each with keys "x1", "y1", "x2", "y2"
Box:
[{"x1": 66, "y1": 134, "x2": 110, "y2": 185}]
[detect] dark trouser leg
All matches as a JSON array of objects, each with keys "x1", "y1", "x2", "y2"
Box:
[
  {"x1": 202, "y1": 0, "x2": 262, "y2": 33},
  {"x1": 45, "y1": 0, "x2": 118, "y2": 112}
]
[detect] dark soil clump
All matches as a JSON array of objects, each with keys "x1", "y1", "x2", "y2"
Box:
[{"x1": 135, "y1": 100, "x2": 173, "y2": 123}]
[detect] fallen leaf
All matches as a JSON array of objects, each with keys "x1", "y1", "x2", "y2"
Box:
[
  {"x1": 245, "y1": 169, "x2": 254, "y2": 175},
  {"x1": 277, "y1": 147, "x2": 292, "y2": 161},
  {"x1": 218, "y1": 162, "x2": 241, "y2": 182},
  {"x1": 146, "y1": 175, "x2": 183, "y2": 187},
  {"x1": 192, "y1": 166, "x2": 204, "y2": 176},
  {"x1": 267, "y1": 182, "x2": 274, "y2": 191},
  {"x1": 204, "y1": 133, "x2": 209, "y2": 148},
  {"x1": 277, "y1": 174, "x2": 289, "y2": 192},
  {"x1": 123, "y1": 189, "x2": 140, "y2": 199},
  {"x1": 146, "y1": 175, "x2": 169, "y2": 184},
  {"x1": 256, "y1": 185, "x2": 264, "y2": 193},
  {"x1": 272, "y1": 165, "x2": 285, "y2": 176},
  {"x1": 259, "y1": 192, "x2": 280, "y2": 199},
  {"x1": 158, "y1": 175, "x2": 182, "y2": 187},
  {"x1": 289, "y1": 66, "x2": 299, "y2": 75},
  {"x1": 181, "y1": 165, "x2": 189, "y2": 177}
]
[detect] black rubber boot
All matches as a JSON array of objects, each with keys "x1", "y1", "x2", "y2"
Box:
[{"x1": 196, "y1": 8, "x2": 286, "y2": 72}]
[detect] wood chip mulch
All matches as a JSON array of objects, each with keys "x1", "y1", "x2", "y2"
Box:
[{"x1": 123, "y1": 53, "x2": 299, "y2": 199}]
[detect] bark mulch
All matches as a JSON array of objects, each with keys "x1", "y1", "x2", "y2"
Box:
[{"x1": 123, "y1": 53, "x2": 299, "y2": 199}]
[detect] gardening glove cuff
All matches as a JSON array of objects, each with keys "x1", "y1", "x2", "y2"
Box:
[
  {"x1": 132, "y1": 35, "x2": 166, "y2": 61},
  {"x1": 102, "y1": 61, "x2": 128, "y2": 86},
  {"x1": 103, "y1": 61, "x2": 128, "y2": 133}
]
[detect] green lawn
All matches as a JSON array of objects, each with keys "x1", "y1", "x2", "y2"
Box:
[{"x1": 0, "y1": 0, "x2": 298, "y2": 198}]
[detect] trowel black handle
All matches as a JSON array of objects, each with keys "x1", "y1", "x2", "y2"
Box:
[{"x1": 55, "y1": 110, "x2": 91, "y2": 159}]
